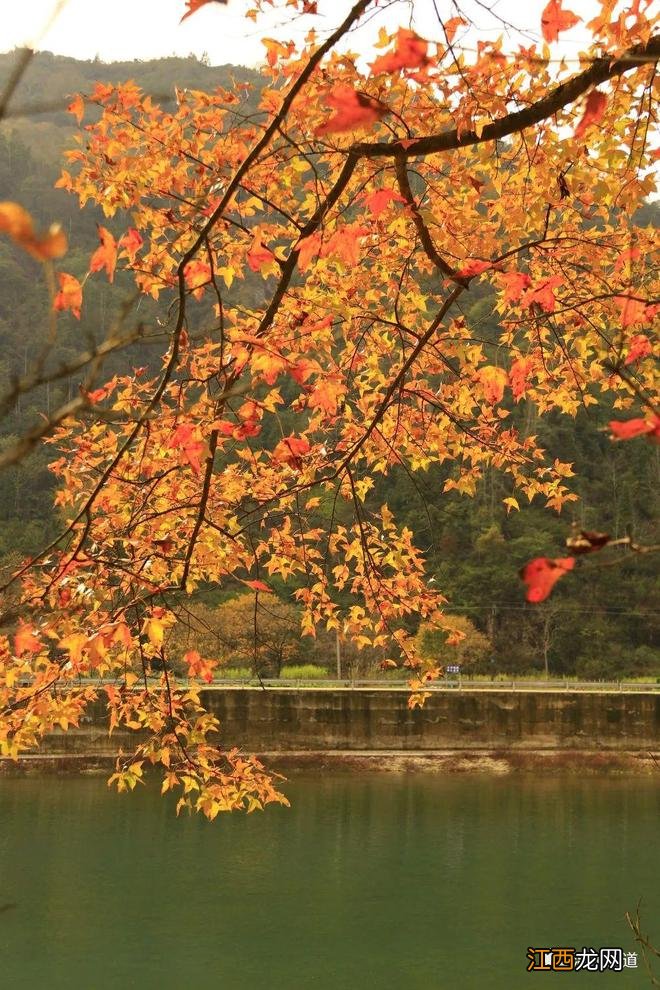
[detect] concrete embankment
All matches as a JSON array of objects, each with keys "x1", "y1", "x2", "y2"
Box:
[{"x1": 5, "y1": 687, "x2": 659, "y2": 774}]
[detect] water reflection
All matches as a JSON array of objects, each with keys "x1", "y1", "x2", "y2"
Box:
[{"x1": 0, "y1": 774, "x2": 658, "y2": 988}]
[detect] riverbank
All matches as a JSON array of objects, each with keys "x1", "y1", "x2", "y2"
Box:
[
  {"x1": 2, "y1": 747, "x2": 659, "y2": 776},
  {"x1": 1, "y1": 687, "x2": 659, "y2": 774}
]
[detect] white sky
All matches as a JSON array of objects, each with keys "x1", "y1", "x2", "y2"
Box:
[{"x1": 2, "y1": 0, "x2": 599, "y2": 68}]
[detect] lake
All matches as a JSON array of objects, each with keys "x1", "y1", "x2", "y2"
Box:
[{"x1": 0, "y1": 773, "x2": 658, "y2": 988}]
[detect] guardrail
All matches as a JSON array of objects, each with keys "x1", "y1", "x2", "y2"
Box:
[{"x1": 205, "y1": 678, "x2": 660, "y2": 692}]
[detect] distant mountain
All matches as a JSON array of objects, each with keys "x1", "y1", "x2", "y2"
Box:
[{"x1": 0, "y1": 50, "x2": 260, "y2": 164}]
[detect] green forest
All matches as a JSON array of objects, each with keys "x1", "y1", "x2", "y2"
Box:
[{"x1": 0, "y1": 51, "x2": 658, "y2": 682}]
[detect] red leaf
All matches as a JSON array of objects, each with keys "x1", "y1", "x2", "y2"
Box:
[
  {"x1": 625, "y1": 335, "x2": 652, "y2": 365},
  {"x1": 520, "y1": 557, "x2": 575, "y2": 603},
  {"x1": 168, "y1": 423, "x2": 206, "y2": 475},
  {"x1": 509, "y1": 357, "x2": 534, "y2": 401},
  {"x1": 296, "y1": 232, "x2": 322, "y2": 272},
  {"x1": 119, "y1": 228, "x2": 144, "y2": 262},
  {"x1": 242, "y1": 579, "x2": 273, "y2": 593},
  {"x1": 574, "y1": 90, "x2": 608, "y2": 139},
  {"x1": 500, "y1": 271, "x2": 532, "y2": 304},
  {"x1": 90, "y1": 225, "x2": 117, "y2": 282},
  {"x1": 609, "y1": 416, "x2": 660, "y2": 441},
  {"x1": 314, "y1": 85, "x2": 389, "y2": 137},
  {"x1": 363, "y1": 188, "x2": 405, "y2": 218},
  {"x1": 541, "y1": 0, "x2": 580, "y2": 43},
  {"x1": 370, "y1": 29, "x2": 430, "y2": 75},
  {"x1": 457, "y1": 258, "x2": 492, "y2": 279},
  {"x1": 444, "y1": 17, "x2": 467, "y2": 43},
  {"x1": 54, "y1": 272, "x2": 83, "y2": 319},
  {"x1": 246, "y1": 237, "x2": 274, "y2": 273},
  {"x1": 323, "y1": 224, "x2": 370, "y2": 266},
  {"x1": 616, "y1": 295, "x2": 648, "y2": 328},
  {"x1": 273, "y1": 435, "x2": 311, "y2": 469},
  {"x1": 184, "y1": 649, "x2": 214, "y2": 683},
  {"x1": 14, "y1": 622, "x2": 42, "y2": 656}
]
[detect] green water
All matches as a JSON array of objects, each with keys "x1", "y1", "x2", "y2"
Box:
[{"x1": 0, "y1": 774, "x2": 658, "y2": 989}]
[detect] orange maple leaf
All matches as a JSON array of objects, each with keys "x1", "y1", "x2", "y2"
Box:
[
  {"x1": 184, "y1": 650, "x2": 214, "y2": 683},
  {"x1": 574, "y1": 90, "x2": 608, "y2": 139},
  {"x1": 323, "y1": 224, "x2": 370, "y2": 266},
  {"x1": 180, "y1": 0, "x2": 227, "y2": 22},
  {"x1": 14, "y1": 622, "x2": 42, "y2": 656},
  {"x1": 90, "y1": 225, "x2": 117, "y2": 282},
  {"x1": 477, "y1": 366, "x2": 508, "y2": 404},
  {"x1": 456, "y1": 258, "x2": 493, "y2": 279},
  {"x1": 54, "y1": 272, "x2": 83, "y2": 319},
  {"x1": 184, "y1": 260, "x2": 212, "y2": 300},
  {"x1": 308, "y1": 376, "x2": 346, "y2": 416},
  {"x1": 521, "y1": 275, "x2": 563, "y2": 313},
  {"x1": 370, "y1": 29, "x2": 430, "y2": 75},
  {"x1": 0, "y1": 201, "x2": 67, "y2": 261},
  {"x1": 314, "y1": 85, "x2": 389, "y2": 137},
  {"x1": 509, "y1": 357, "x2": 535, "y2": 401},
  {"x1": 541, "y1": 0, "x2": 580, "y2": 43},
  {"x1": 67, "y1": 94, "x2": 85, "y2": 125}
]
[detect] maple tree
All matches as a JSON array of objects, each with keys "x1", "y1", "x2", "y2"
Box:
[{"x1": 0, "y1": 0, "x2": 658, "y2": 816}]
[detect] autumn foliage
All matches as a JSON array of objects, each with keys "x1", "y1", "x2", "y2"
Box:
[{"x1": 0, "y1": 0, "x2": 658, "y2": 816}]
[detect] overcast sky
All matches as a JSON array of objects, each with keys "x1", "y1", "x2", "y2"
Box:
[{"x1": 3, "y1": 0, "x2": 598, "y2": 68}]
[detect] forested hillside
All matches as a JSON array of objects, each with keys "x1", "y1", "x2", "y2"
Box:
[{"x1": 0, "y1": 51, "x2": 657, "y2": 680}]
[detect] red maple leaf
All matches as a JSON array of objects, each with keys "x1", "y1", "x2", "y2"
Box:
[
  {"x1": 273, "y1": 435, "x2": 311, "y2": 469},
  {"x1": 625, "y1": 335, "x2": 652, "y2": 365},
  {"x1": 246, "y1": 237, "x2": 274, "y2": 273},
  {"x1": 314, "y1": 85, "x2": 389, "y2": 137},
  {"x1": 14, "y1": 621, "x2": 42, "y2": 656},
  {"x1": 457, "y1": 259, "x2": 493, "y2": 279},
  {"x1": 363, "y1": 188, "x2": 405, "y2": 218},
  {"x1": 609, "y1": 416, "x2": 660, "y2": 441},
  {"x1": 616, "y1": 295, "x2": 648, "y2": 327},
  {"x1": 184, "y1": 649, "x2": 214, "y2": 684},
  {"x1": 574, "y1": 90, "x2": 608, "y2": 139},
  {"x1": 370, "y1": 29, "x2": 430, "y2": 75},
  {"x1": 119, "y1": 228, "x2": 144, "y2": 262},
  {"x1": 541, "y1": 0, "x2": 580, "y2": 43},
  {"x1": 509, "y1": 357, "x2": 535, "y2": 401},
  {"x1": 520, "y1": 557, "x2": 575, "y2": 603},
  {"x1": 241, "y1": 579, "x2": 273, "y2": 593},
  {"x1": 168, "y1": 423, "x2": 206, "y2": 475},
  {"x1": 500, "y1": 271, "x2": 532, "y2": 304}
]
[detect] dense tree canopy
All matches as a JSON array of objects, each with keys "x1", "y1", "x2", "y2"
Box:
[{"x1": 0, "y1": 0, "x2": 657, "y2": 816}]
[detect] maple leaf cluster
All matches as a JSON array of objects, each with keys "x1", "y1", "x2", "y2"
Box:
[{"x1": 0, "y1": 0, "x2": 658, "y2": 815}]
